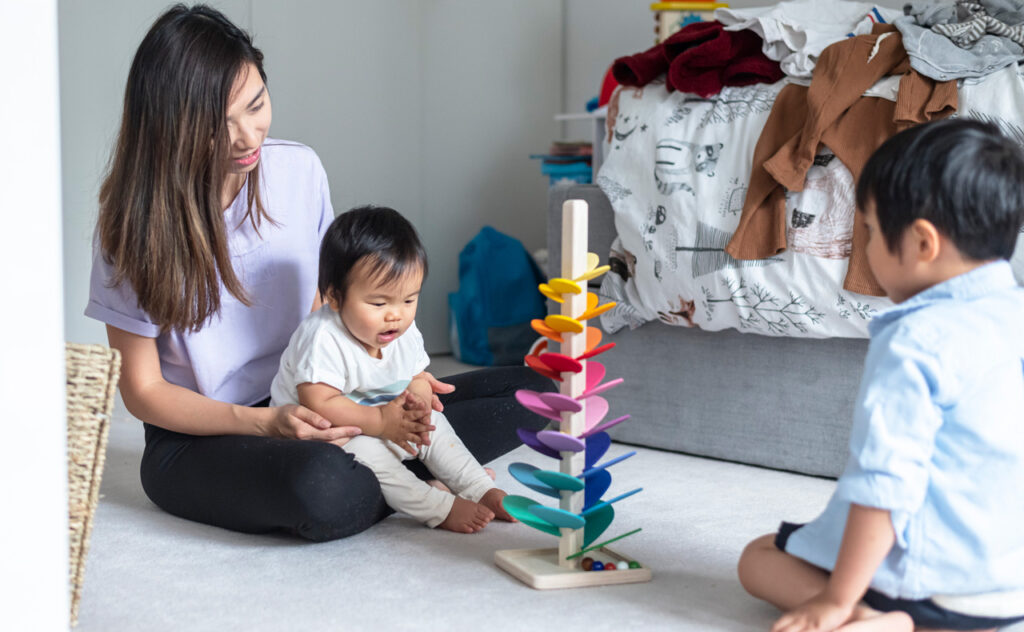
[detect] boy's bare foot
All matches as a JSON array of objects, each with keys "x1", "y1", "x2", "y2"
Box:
[
  {"x1": 838, "y1": 608, "x2": 913, "y2": 632},
  {"x1": 438, "y1": 496, "x2": 494, "y2": 533},
  {"x1": 479, "y1": 488, "x2": 515, "y2": 522}
]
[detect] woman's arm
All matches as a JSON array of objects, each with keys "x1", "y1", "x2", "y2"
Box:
[{"x1": 108, "y1": 325, "x2": 358, "y2": 442}]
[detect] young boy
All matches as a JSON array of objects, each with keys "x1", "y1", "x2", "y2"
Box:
[
  {"x1": 737, "y1": 119, "x2": 1024, "y2": 631},
  {"x1": 271, "y1": 206, "x2": 512, "y2": 533}
]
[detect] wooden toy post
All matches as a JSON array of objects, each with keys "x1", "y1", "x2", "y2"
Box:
[
  {"x1": 558, "y1": 200, "x2": 587, "y2": 567},
  {"x1": 494, "y1": 199, "x2": 652, "y2": 589}
]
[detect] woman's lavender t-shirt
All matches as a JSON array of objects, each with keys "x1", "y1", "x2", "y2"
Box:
[{"x1": 85, "y1": 139, "x2": 334, "y2": 406}]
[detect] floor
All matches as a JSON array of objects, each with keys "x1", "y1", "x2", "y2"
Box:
[{"x1": 73, "y1": 356, "x2": 1024, "y2": 631}]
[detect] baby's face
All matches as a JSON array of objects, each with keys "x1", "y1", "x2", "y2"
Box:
[{"x1": 333, "y1": 261, "x2": 423, "y2": 359}]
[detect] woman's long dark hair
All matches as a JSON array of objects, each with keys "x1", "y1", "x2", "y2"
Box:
[{"x1": 98, "y1": 4, "x2": 270, "y2": 332}]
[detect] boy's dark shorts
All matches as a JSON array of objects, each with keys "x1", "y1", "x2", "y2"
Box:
[{"x1": 775, "y1": 522, "x2": 1024, "y2": 631}]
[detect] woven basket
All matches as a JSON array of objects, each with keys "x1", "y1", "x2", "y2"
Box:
[{"x1": 66, "y1": 343, "x2": 121, "y2": 627}]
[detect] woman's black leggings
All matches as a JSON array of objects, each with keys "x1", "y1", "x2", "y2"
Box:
[{"x1": 140, "y1": 366, "x2": 553, "y2": 541}]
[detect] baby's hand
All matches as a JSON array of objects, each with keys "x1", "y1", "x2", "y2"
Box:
[
  {"x1": 771, "y1": 593, "x2": 854, "y2": 632},
  {"x1": 378, "y1": 394, "x2": 435, "y2": 455},
  {"x1": 402, "y1": 388, "x2": 433, "y2": 447}
]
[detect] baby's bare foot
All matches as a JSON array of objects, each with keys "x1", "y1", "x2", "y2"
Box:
[
  {"x1": 485, "y1": 467, "x2": 496, "y2": 480},
  {"x1": 479, "y1": 488, "x2": 515, "y2": 522},
  {"x1": 438, "y1": 496, "x2": 494, "y2": 533}
]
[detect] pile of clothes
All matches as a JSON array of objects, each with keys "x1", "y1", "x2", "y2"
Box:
[
  {"x1": 613, "y1": 0, "x2": 1024, "y2": 92},
  {"x1": 612, "y1": 21, "x2": 784, "y2": 98},
  {"x1": 901, "y1": 0, "x2": 1024, "y2": 80}
]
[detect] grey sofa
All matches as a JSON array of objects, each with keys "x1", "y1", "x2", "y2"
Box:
[{"x1": 547, "y1": 184, "x2": 869, "y2": 478}]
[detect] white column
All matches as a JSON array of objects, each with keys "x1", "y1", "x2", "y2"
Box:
[
  {"x1": 558, "y1": 200, "x2": 588, "y2": 565},
  {"x1": 0, "y1": 1, "x2": 70, "y2": 628}
]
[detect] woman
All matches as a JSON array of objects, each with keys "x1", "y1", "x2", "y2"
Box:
[{"x1": 87, "y1": 4, "x2": 550, "y2": 542}]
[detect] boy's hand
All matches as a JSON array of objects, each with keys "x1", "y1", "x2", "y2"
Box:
[
  {"x1": 772, "y1": 505, "x2": 895, "y2": 632},
  {"x1": 771, "y1": 593, "x2": 854, "y2": 632},
  {"x1": 377, "y1": 394, "x2": 434, "y2": 455}
]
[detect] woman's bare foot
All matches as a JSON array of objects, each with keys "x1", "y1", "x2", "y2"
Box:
[
  {"x1": 438, "y1": 496, "x2": 493, "y2": 533},
  {"x1": 479, "y1": 488, "x2": 515, "y2": 521}
]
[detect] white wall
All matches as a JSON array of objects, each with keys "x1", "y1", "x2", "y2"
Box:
[
  {"x1": 250, "y1": 1, "x2": 423, "y2": 224},
  {"x1": 59, "y1": 0, "x2": 561, "y2": 354},
  {"x1": 562, "y1": 0, "x2": 650, "y2": 141},
  {"x1": 0, "y1": 2, "x2": 70, "y2": 628},
  {"x1": 418, "y1": 2, "x2": 561, "y2": 348},
  {"x1": 252, "y1": 0, "x2": 562, "y2": 351}
]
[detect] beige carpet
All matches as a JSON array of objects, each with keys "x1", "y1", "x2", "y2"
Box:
[{"x1": 73, "y1": 359, "x2": 1024, "y2": 631}]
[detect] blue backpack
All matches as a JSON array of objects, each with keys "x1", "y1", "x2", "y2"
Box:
[{"x1": 448, "y1": 226, "x2": 546, "y2": 366}]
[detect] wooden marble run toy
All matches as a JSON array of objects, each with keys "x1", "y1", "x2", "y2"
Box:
[{"x1": 494, "y1": 199, "x2": 652, "y2": 589}]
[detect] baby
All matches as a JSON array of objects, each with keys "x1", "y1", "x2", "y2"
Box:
[
  {"x1": 271, "y1": 206, "x2": 511, "y2": 533},
  {"x1": 738, "y1": 119, "x2": 1024, "y2": 631}
]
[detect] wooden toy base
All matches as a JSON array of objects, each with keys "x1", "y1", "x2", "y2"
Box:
[{"x1": 494, "y1": 546, "x2": 652, "y2": 589}]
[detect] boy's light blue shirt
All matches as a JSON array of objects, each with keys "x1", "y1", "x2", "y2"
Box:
[{"x1": 786, "y1": 261, "x2": 1024, "y2": 599}]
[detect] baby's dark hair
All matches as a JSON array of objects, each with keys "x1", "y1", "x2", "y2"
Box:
[
  {"x1": 318, "y1": 206, "x2": 428, "y2": 304},
  {"x1": 856, "y1": 118, "x2": 1024, "y2": 260}
]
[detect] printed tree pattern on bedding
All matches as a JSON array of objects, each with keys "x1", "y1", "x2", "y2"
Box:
[
  {"x1": 701, "y1": 280, "x2": 825, "y2": 335},
  {"x1": 664, "y1": 87, "x2": 777, "y2": 129}
]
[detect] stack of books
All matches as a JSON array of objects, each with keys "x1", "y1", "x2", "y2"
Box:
[{"x1": 531, "y1": 141, "x2": 593, "y2": 186}]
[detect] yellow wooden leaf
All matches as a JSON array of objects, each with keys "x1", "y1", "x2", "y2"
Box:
[
  {"x1": 538, "y1": 284, "x2": 564, "y2": 303},
  {"x1": 548, "y1": 278, "x2": 583, "y2": 294},
  {"x1": 578, "y1": 301, "x2": 616, "y2": 321},
  {"x1": 544, "y1": 314, "x2": 584, "y2": 334},
  {"x1": 574, "y1": 265, "x2": 611, "y2": 283},
  {"x1": 531, "y1": 319, "x2": 563, "y2": 343}
]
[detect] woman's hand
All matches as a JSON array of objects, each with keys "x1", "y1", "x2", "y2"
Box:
[
  {"x1": 415, "y1": 371, "x2": 455, "y2": 412},
  {"x1": 262, "y1": 404, "x2": 362, "y2": 446}
]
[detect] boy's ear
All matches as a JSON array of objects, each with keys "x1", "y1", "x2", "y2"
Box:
[{"x1": 908, "y1": 218, "x2": 941, "y2": 263}]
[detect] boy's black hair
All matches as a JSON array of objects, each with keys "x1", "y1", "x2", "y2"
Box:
[
  {"x1": 856, "y1": 118, "x2": 1024, "y2": 260},
  {"x1": 318, "y1": 206, "x2": 428, "y2": 303}
]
